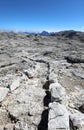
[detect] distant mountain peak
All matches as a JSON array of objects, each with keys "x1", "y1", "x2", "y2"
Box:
[{"x1": 40, "y1": 31, "x2": 49, "y2": 36}]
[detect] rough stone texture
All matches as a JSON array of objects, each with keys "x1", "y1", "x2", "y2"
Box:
[
  {"x1": 10, "y1": 78, "x2": 20, "y2": 91},
  {"x1": 4, "y1": 123, "x2": 14, "y2": 130},
  {"x1": 0, "y1": 31, "x2": 84, "y2": 129},
  {"x1": 70, "y1": 111, "x2": 84, "y2": 130},
  {"x1": 0, "y1": 87, "x2": 9, "y2": 102},
  {"x1": 49, "y1": 82, "x2": 67, "y2": 105},
  {"x1": 48, "y1": 102, "x2": 69, "y2": 130},
  {"x1": 14, "y1": 121, "x2": 28, "y2": 130},
  {"x1": 0, "y1": 108, "x2": 10, "y2": 125}
]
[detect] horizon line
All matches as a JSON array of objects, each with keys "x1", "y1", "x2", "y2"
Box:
[{"x1": 0, "y1": 28, "x2": 84, "y2": 33}]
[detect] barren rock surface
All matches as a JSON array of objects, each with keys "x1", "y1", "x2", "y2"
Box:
[{"x1": 0, "y1": 31, "x2": 84, "y2": 130}]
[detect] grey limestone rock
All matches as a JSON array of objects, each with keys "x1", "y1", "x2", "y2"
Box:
[
  {"x1": 49, "y1": 82, "x2": 67, "y2": 105},
  {"x1": 0, "y1": 32, "x2": 84, "y2": 130},
  {"x1": 0, "y1": 87, "x2": 9, "y2": 102},
  {"x1": 70, "y1": 111, "x2": 84, "y2": 130},
  {"x1": 48, "y1": 102, "x2": 70, "y2": 130}
]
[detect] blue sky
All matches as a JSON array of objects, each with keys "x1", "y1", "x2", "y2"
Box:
[{"x1": 0, "y1": 0, "x2": 84, "y2": 32}]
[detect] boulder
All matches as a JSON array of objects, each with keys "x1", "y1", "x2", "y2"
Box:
[
  {"x1": 48, "y1": 102, "x2": 69, "y2": 130},
  {"x1": 49, "y1": 82, "x2": 67, "y2": 105}
]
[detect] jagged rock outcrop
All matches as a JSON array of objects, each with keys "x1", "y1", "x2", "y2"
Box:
[{"x1": 0, "y1": 32, "x2": 84, "y2": 130}]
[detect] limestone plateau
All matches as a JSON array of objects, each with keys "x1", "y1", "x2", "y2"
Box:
[{"x1": 0, "y1": 30, "x2": 84, "y2": 130}]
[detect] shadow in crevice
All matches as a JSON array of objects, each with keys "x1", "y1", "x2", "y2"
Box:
[
  {"x1": 38, "y1": 79, "x2": 53, "y2": 130},
  {"x1": 8, "y1": 112, "x2": 19, "y2": 123},
  {"x1": 43, "y1": 80, "x2": 54, "y2": 90},
  {"x1": 65, "y1": 56, "x2": 84, "y2": 64},
  {"x1": 38, "y1": 87, "x2": 51, "y2": 130},
  {"x1": 43, "y1": 91, "x2": 51, "y2": 107},
  {"x1": 69, "y1": 118, "x2": 78, "y2": 130},
  {"x1": 38, "y1": 109, "x2": 48, "y2": 130},
  {"x1": 78, "y1": 104, "x2": 84, "y2": 113}
]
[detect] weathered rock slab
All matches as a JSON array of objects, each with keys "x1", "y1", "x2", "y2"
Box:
[
  {"x1": 0, "y1": 87, "x2": 9, "y2": 102},
  {"x1": 70, "y1": 111, "x2": 84, "y2": 130},
  {"x1": 49, "y1": 82, "x2": 67, "y2": 105},
  {"x1": 48, "y1": 102, "x2": 69, "y2": 130}
]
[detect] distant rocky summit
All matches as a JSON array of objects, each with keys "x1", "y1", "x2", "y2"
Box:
[
  {"x1": 0, "y1": 31, "x2": 84, "y2": 130},
  {"x1": 51, "y1": 30, "x2": 84, "y2": 42},
  {"x1": 23, "y1": 30, "x2": 49, "y2": 36},
  {"x1": 40, "y1": 31, "x2": 49, "y2": 36}
]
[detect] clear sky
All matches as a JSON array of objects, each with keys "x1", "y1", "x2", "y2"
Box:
[{"x1": 0, "y1": 0, "x2": 84, "y2": 32}]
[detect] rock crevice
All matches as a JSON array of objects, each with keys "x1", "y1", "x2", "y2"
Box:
[{"x1": 0, "y1": 32, "x2": 84, "y2": 130}]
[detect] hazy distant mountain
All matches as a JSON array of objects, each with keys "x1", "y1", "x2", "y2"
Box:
[
  {"x1": 22, "y1": 31, "x2": 50, "y2": 36},
  {"x1": 0, "y1": 30, "x2": 84, "y2": 129},
  {"x1": 40, "y1": 31, "x2": 49, "y2": 36},
  {"x1": 21, "y1": 32, "x2": 36, "y2": 35}
]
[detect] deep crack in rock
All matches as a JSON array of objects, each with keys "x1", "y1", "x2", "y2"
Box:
[
  {"x1": 69, "y1": 119, "x2": 78, "y2": 130},
  {"x1": 79, "y1": 104, "x2": 84, "y2": 113},
  {"x1": 38, "y1": 61, "x2": 51, "y2": 130},
  {"x1": 65, "y1": 56, "x2": 84, "y2": 64},
  {"x1": 8, "y1": 112, "x2": 19, "y2": 123},
  {"x1": 0, "y1": 32, "x2": 84, "y2": 130}
]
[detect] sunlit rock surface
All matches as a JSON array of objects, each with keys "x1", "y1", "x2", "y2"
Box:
[{"x1": 0, "y1": 31, "x2": 84, "y2": 130}]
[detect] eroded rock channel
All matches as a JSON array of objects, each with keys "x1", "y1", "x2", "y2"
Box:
[{"x1": 0, "y1": 31, "x2": 84, "y2": 130}]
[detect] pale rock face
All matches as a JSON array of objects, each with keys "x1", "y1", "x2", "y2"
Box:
[
  {"x1": 48, "y1": 102, "x2": 70, "y2": 130},
  {"x1": 3, "y1": 78, "x2": 45, "y2": 130},
  {"x1": 7, "y1": 84, "x2": 45, "y2": 117},
  {"x1": 0, "y1": 126, "x2": 4, "y2": 130},
  {"x1": 4, "y1": 123, "x2": 14, "y2": 130},
  {"x1": 49, "y1": 82, "x2": 67, "y2": 105},
  {"x1": 24, "y1": 69, "x2": 36, "y2": 79},
  {"x1": 0, "y1": 87, "x2": 9, "y2": 102},
  {"x1": 14, "y1": 121, "x2": 37, "y2": 130},
  {"x1": 10, "y1": 78, "x2": 20, "y2": 91},
  {"x1": 70, "y1": 111, "x2": 84, "y2": 130},
  {"x1": 14, "y1": 121, "x2": 28, "y2": 130},
  {"x1": 0, "y1": 109, "x2": 10, "y2": 125},
  {"x1": 0, "y1": 32, "x2": 84, "y2": 130}
]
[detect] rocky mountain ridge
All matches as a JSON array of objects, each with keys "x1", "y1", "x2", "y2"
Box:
[{"x1": 0, "y1": 31, "x2": 84, "y2": 130}]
